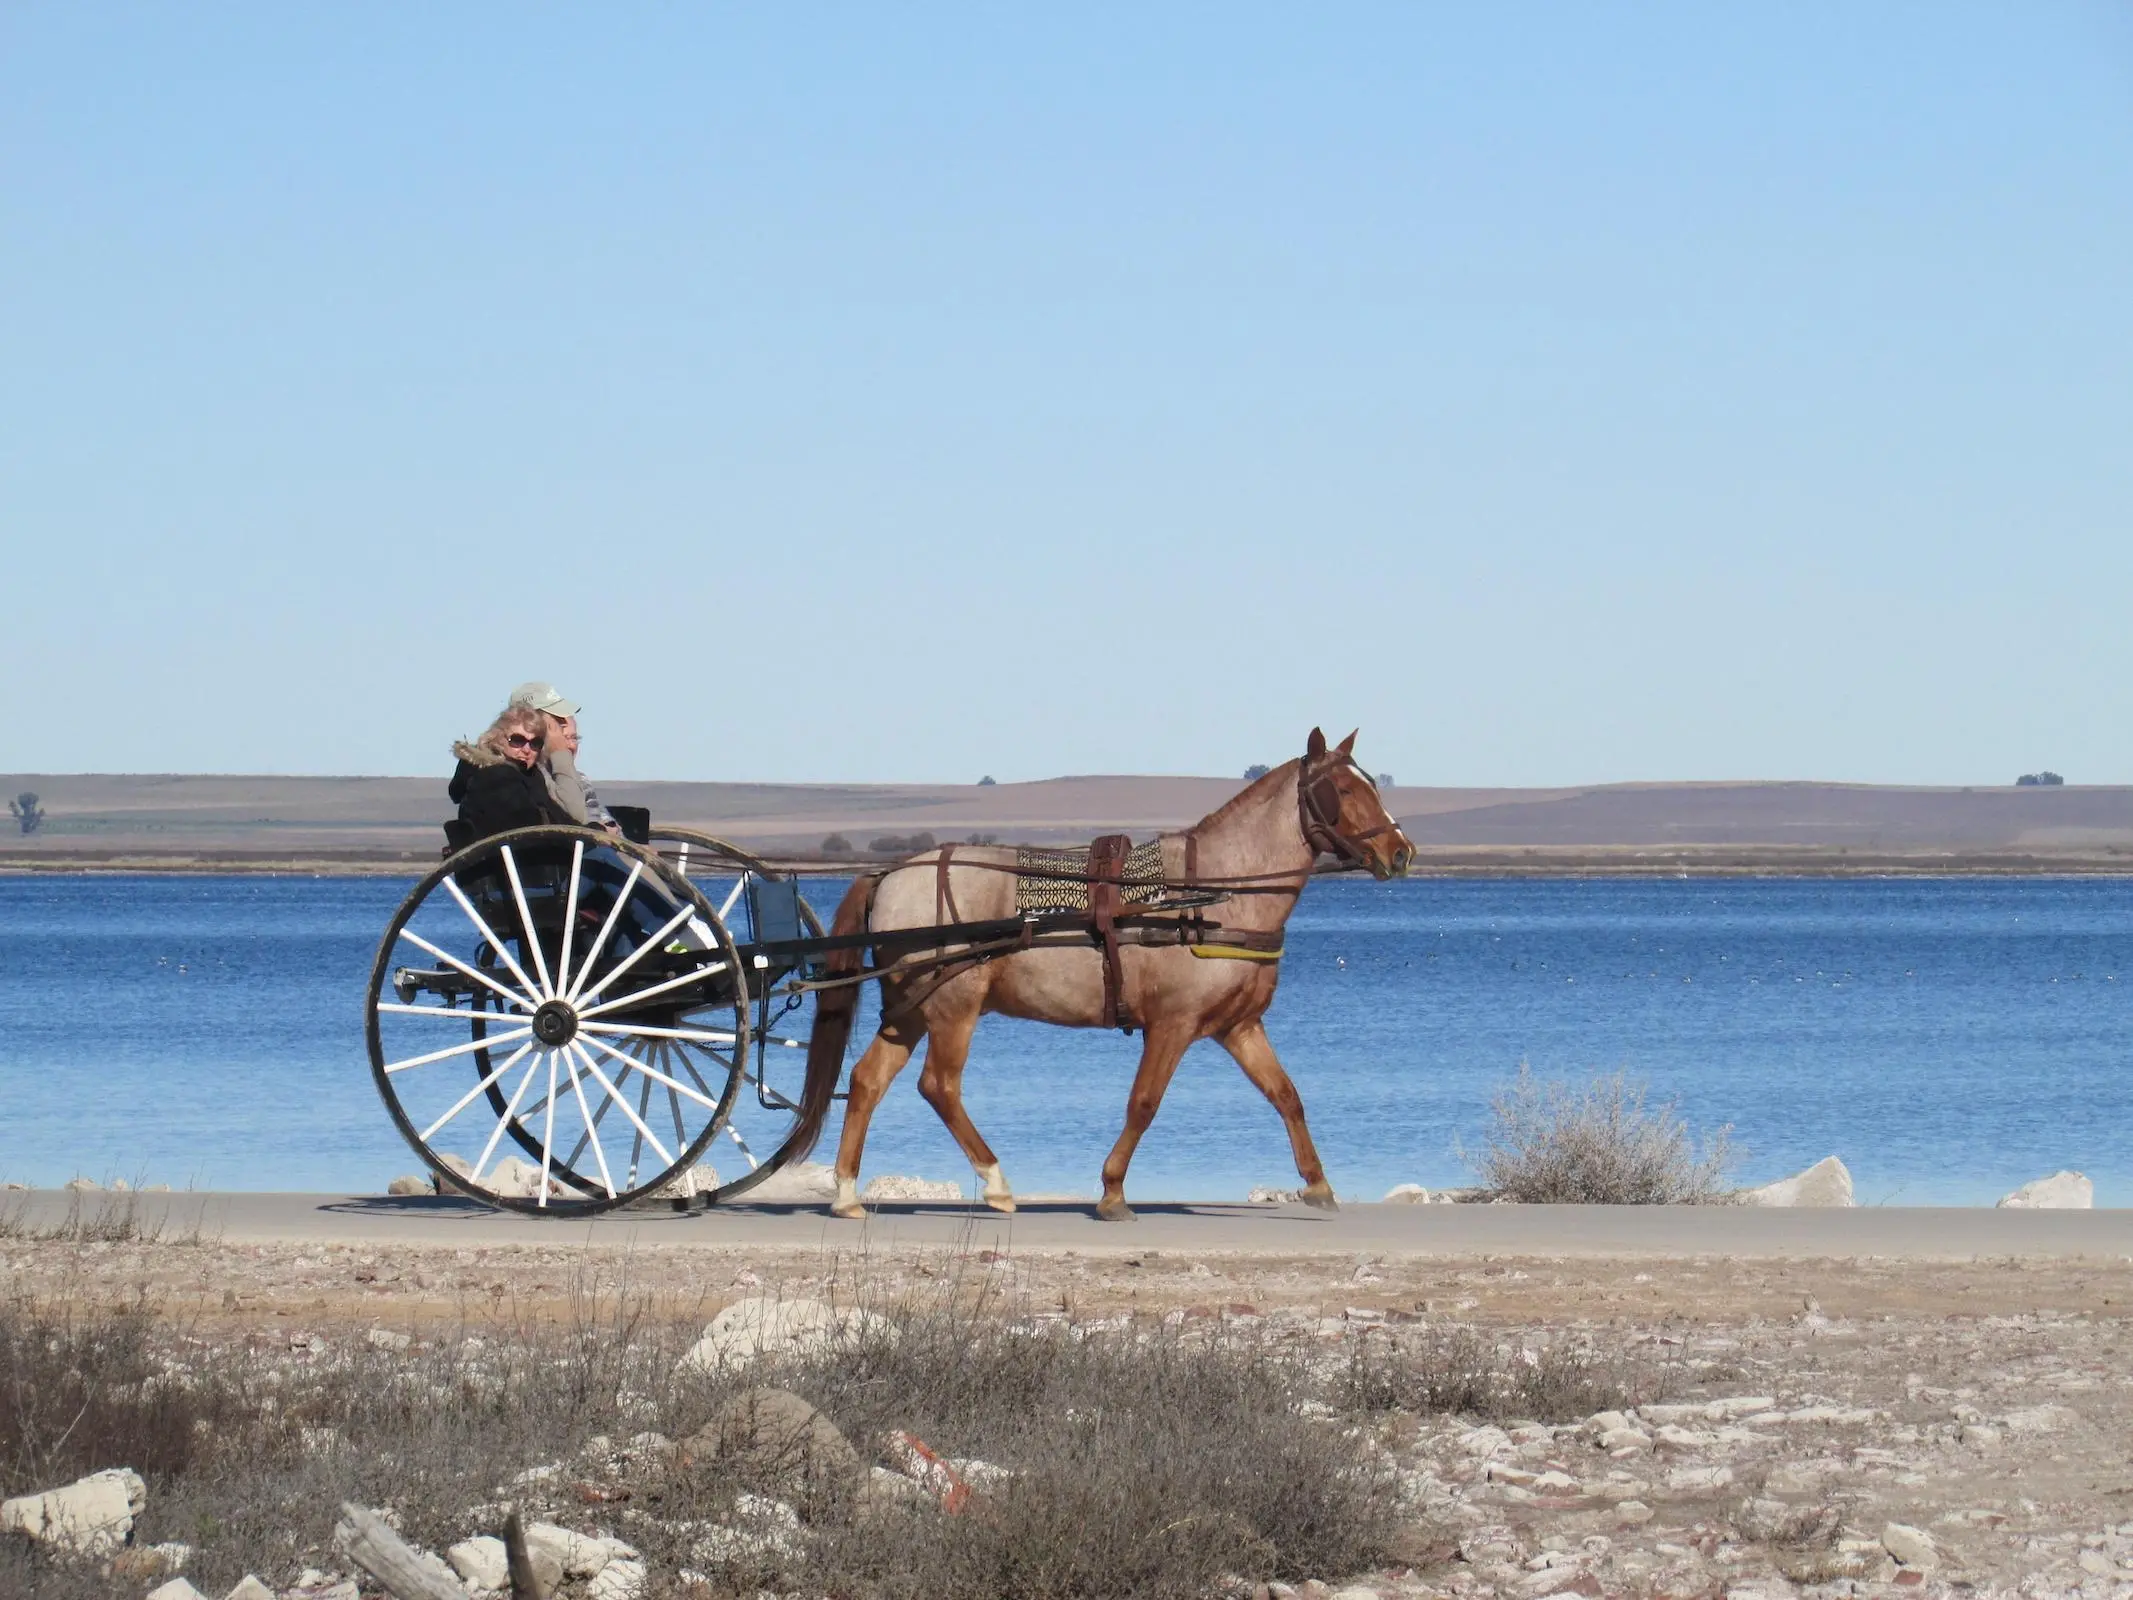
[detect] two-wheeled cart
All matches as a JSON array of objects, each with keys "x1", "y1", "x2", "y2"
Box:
[{"x1": 365, "y1": 819, "x2": 1237, "y2": 1215}]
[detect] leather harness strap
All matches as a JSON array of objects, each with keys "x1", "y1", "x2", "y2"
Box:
[
  {"x1": 934, "y1": 844, "x2": 961, "y2": 929},
  {"x1": 1087, "y1": 831, "x2": 1132, "y2": 1030},
  {"x1": 1298, "y1": 753, "x2": 1402, "y2": 871}
]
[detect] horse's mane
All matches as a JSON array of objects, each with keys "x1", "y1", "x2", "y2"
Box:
[{"x1": 1190, "y1": 756, "x2": 1298, "y2": 835}]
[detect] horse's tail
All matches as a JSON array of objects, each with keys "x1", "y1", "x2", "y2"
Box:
[{"x1": 787, "y1": 872, "x2": 879, "y2": 1162}]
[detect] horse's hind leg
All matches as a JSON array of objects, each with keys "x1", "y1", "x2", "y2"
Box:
[
  {"x1": 1096, "y1": 1022, "x2": 1196, "y2": 1221},
  {"x1": 915, "y1": 1001, "x2": 1015, "y2": 1213},
  {"x1": 1217, "y1": 1019, "x2": 1337, "y2": 1210},
  {"x1": 830, "y1": 1019, "x2": 918, "y2": 1219}
]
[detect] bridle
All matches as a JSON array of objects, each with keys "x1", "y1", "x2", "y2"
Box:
[{"x1": 1297, "y1": 749, "x2": 1406, "y2": 872}]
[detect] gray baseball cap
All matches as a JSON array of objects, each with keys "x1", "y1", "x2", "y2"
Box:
[{"x1": 507, "y1": 681, "x2": 582, "y2": 717}]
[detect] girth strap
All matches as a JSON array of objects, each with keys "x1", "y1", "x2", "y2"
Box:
[{"x1": 1087, "y1": 831, "x2": 1132, "y2": 1030}]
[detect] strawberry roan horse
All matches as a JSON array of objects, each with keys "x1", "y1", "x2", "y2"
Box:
[{"x1": 785, "y1": 729, "x2": 1415, "y2": 1220}]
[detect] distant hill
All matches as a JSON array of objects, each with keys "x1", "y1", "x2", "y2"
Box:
[{"x1": 2, "y1": 772, "x2": 2130, "y2": 870}]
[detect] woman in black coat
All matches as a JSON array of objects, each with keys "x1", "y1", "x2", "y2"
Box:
[{"x1": 448, "y1": 707, "x2": 565, "y2": 838}]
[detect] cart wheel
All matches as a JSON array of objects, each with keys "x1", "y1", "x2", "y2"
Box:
[
  {"x1": 647, "y1": 828, "x2": 832, "y2": 1205},
  {"x1": 366, "y1": 826, "x2": 752, "y2": 1214}
]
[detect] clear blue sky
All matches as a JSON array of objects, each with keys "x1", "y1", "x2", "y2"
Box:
[{"x1": 5, "y1": 5, "x2": 2129, "y2": 786}]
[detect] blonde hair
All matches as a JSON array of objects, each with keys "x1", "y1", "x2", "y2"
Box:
[{"x1": 478, "y1": 705, "x2": 546, "y2": 758}]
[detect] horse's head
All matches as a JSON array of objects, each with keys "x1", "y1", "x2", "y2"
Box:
[{"x1": 1297, "y1": 727, "x2": 1413, "y2": 879}]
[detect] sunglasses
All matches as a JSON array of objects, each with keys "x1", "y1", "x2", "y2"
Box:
[{"x1": 506, "y1": 734, "x2": 540, "y2": 749}]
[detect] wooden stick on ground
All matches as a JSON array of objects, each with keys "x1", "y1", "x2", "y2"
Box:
[{"x1": 333, "y1": 1502, "x2": 464, "y2": 1600}]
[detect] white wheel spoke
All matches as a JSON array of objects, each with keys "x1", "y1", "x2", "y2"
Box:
[
  {"x1": 725, "y1": 1119, "x2": 761, "y2": 1169},
  {"x1": 561, "y1": 859, "x2": 645, "y2": 1004},
  {"x1": 377, "y1": 1000, "x2": 533, "y2": 1022},
  {"x1": 555, "y1": 841, "x2": 586, "y2": 998},
  {"x1": 720, "y1": 873, "x2": 748, "y2": 920},
  {"x1": 579, "y1": 1032, "x2": 723, "y2": 1112},
  {"x1": 420, "y1": 1041, "x2": 534, "y2": 1142},
  {"x1": 571, "y1": 1045, "x2": 676, "y2": 1171},
  {"x1": 630, "y1": 1070, "x2": 653, "y2": 1187},
  {"x1": 474, "y1": 1053, "x2": 544, "y2": 1182},
  {"x1": 384, "y1": 1027, "x2": 532, "y2": 1076},
  {"x1": 395, "y1": 929, "x2": 538, "y2": 1013},
  {"x1": 538, "y1": 1052, "x2": 558, "y2": 1208},
  {"x1": 572, "y1": 900, "x2": 700, "y2": 1011},
  {"x1": 576, "y1": 958, "x2": 730, "y2": 1022},
  {"x1": 578, "y1": 1020, "x2": 737, "y2": 1045},
  {"x1": 561, "y1": 1049, "x2": 617, "y2": 1199},
  {"x1": 502, "y1": 845, "x2": 555, "y2": 999},
  {"x1": 442, "y1": 876, "x2": 546, "y2": 1003}
]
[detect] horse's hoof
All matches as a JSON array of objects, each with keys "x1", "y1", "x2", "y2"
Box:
[
  {"x1": 830, "y1": 1200, "x2": 868, "y2": 1221},
  {"x1": 985, "y1": 1193, "x2": 1017, "y2": 1214},
  {"x1": 1298, "y1": 1182, "x2": 1340, "y2": 1212},
  {"x1": 1095, "y1": 1197, "x2": 1137, "y2": 1222}
]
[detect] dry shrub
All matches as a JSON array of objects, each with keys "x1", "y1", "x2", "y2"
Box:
[
  {"x1": 0, "y1": 1282, "x2": 1402, "y2": 1600},
  {"x1": 1469, "y1": 1066, "x2": 1733, "y2": 1204},
  {"x1": 1336, "y1": 1325, "x2": 1672, "y2": 1423},
  {"x1": 657, "y1": 1294, "x2": 1402, "y2": 1598},
  {"x1": 0, "y1": 1293, "x2": 240, "y2": 1494}
]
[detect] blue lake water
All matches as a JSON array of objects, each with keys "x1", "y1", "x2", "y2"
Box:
[{"x1": 3, "y1": 874, "x2": 2130, "y2": 1205}]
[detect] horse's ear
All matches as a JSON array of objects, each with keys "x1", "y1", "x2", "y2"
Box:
[
  {"x1": 1337, "y1": 729, "x2": 1358, "y2": 756},
  {"x1": 1307, "y1": 727, "x2": 1327, "y2": 761}
]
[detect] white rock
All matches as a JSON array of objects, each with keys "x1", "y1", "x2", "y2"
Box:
[
  {"x1": 1614, "y1": 1500, "x2": 1653, "y2": 1525},
  {"x1": 63, "y1": 1176, "x2": 101, "y2": 1191},
  {"x1": 1882, "y1": 1521, "x2": 1939, "y2": 1569},
  {"x1": 1664, "y1": 1464, "x2": 1734, "y2": 1491},
  {"x1": 743, "y1": 1160, "x2": 839, "y2": 1202},
  {"x1": 1999, "y1": 1403, "x2": 2077, "y2": 1434},
  {"x1": 860, "y1": 1174, "x2": 964, "y2": 1201},
  {"x1": 1247, "y1": 1185, "x2": 1299, "y2": 1204},
  {"x1": 364, "y1": 1328, "x2": 412, "y2": 1352},
  {"x1": 1739, "y1": 1156, "x2": 1853, "y2": 1207},
  {"x1": 1997, "y1": 1171, "x2": 2093, "y2": 1209},
  {"x1": 588, "y1": 1557, "x2": 646, "y2": 1599},
  {"x1": 676, "y1": 1296, "x2": 893, "y2": 1374},
  {"x1": 0, "y1": 1467, "x2": 147, "y2": 1556},
  {"x1": 446, "y1": 1536, "x2": 510, "y2": 1590},
  {"x1": 525, "y1": 1521, "x2": 611, "y2": 1578},
  {"x1": 650, "y1": 1161, "x2": 721, "y2": 1200},
  {"x1": 223, "y1": 1578, "x2": 276, "y2": 1600},
  {"x1": 1381, "y1": 1183, "x2": 1430, "y2": 1204},
  {"x1": 1598, "y1": 1428, "x2": 1651, "y2": 1453},
  {"x1": 385, "y1": 1175, "x2": 429, "y2": 1197},
  {"x1": 1330, "y1": 1588, "x2": 1384, "y2": 1600},
  {"x1": 145, "y1": 1581, "x2": 208, "y2": 1600}
]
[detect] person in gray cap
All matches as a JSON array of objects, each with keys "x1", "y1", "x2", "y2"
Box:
[{"x1": 507, "y1": 681, "x2": 618, "y2": 833}]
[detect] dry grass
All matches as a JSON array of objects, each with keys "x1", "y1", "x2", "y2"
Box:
[
  {"x1": 1467, "y1": 1066, "x2": 1735, "y2": 1205},
  {"x1": 1335, "y1": 1323, "x2": 1674, "y2": 1424},
  {"x1": 0, "y1": 1189, "x2": 216, "y2": 1247},
  {"x1": 0, "y1": 1276, "x2": 1418, "y2": 1600}
]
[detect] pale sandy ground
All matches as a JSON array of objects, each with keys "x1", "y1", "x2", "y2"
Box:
[{"x1": 10, "y1": 1193, "x2": 2133, "y2": 1596}]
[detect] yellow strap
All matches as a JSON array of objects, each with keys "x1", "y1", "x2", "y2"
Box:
[{"x1": 1189, "y1": 943, "x2": 1284, "y2": 962}]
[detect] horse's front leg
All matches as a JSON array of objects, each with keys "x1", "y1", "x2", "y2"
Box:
[
  {"x1": 1096, "y1": 1022, "x2": 1196, "y2": 1221},
  {"x1": 1217, "y1": 1018, "x2": 1336, "y2": 1210}
]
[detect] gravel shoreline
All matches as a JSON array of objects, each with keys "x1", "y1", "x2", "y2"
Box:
[{"x1": 8, "y1": 1231, "x2": 2133, "y2": 1596}]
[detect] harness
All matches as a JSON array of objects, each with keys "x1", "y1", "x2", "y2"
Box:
[{"x1": 836, "y1": 738, "x2": 1400, "y2": 1034}]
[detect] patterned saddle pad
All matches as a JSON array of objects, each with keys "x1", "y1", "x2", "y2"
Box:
[{"x1": 1015, "y1": 840, "x2": 1168, "y2": 915}]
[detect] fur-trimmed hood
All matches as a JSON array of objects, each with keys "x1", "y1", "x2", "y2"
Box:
[{"x1": 452, "y1": 738, "x2": 512, "y2": 769}]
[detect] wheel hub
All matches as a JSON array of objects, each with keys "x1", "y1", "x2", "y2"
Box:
[{"x1": 531, "y1": 999, "x2": 579, "y2": 1048}]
